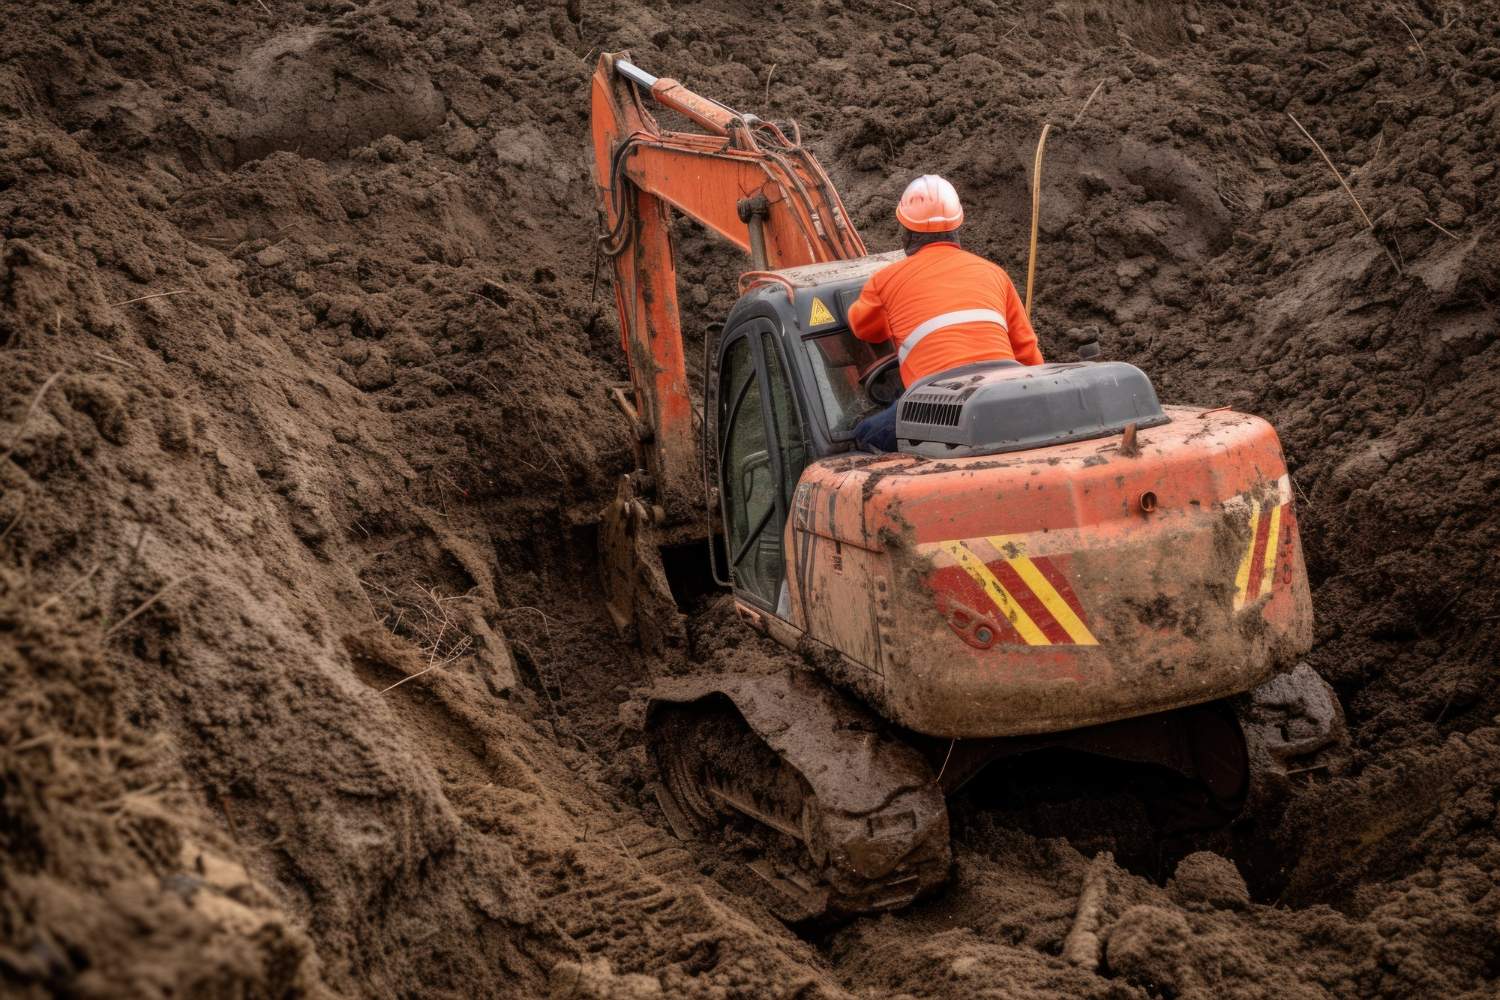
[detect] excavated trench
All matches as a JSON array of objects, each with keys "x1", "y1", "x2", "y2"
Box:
[{"x1": 2, "y1": 1, "x2": 1498, "y2": 998}]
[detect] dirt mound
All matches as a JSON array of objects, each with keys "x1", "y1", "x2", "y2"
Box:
[
  {"x1": 0, "y1": 568, "x2": 321, "y2": 998},
  {"x1": 3, "y1": 0, "x2": 1498, "y2": 997},
  {"x1": 229, "y1": 26, "x2": 446, "y2": 166}
]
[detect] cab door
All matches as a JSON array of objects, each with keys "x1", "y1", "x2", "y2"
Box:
[{"x1": 716, "y1": 320, "x2": 809, "y2": 614}]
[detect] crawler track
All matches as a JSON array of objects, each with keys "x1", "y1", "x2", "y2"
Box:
[{"x1": 647, "y1": 674, "x2": 950, "y2": 924}]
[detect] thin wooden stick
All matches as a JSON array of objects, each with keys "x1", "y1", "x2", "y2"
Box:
[
  {"x1": 1063, "y1": 852, "x2": 1113, "y2": 970},
  {"x1": 1071, "y1": 80, "x2": 1107, "y2": 126},
  {"x1": 0, "y1": 509, "x2": 23, "y2": 546},
  {"x1": 93, "y1": 352, "x2": 139, "y2": 371},
  {"x1": 887, "y1": 0, "x2": 916, "y2": 13},
  {"x1": 1, "y1": 371, "x2": 64, "y2": 465},
  {"x1": 764, "y1": 63, "x2": 777, "y2": 108},
  {"x1": 111, "y1": 289, "x2": 189, "y2": 307},
  {"x1": 1286, "y1": 112, "x2": 1402, "y2": 275},
  {"x1": 1424, "y1": 217, "x2": 1460, "y2": 240},
  {"x1": 35, "y1": 561, "x2": 103, "y2": 613},
  {"x1": 105, "y1": 573, "x2": 198, "y2": 637},
  {"x1": 1025, "y1": 123, "x2": 1052, "y2": 314}
]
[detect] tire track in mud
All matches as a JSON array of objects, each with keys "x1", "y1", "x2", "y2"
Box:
[{"x1": 347, "y1": 631, "x2": 846, "y2": 996}]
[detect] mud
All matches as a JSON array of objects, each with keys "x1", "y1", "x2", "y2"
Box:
[{"x1": 2, "y1": 1, "x2": 1497, "y2": 997}]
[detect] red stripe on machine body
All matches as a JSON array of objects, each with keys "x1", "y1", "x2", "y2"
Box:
[
  {"x1": 991, "y1": 561, "x2": 1071, "y2": 645},
  {"x1": 1031, "y1": 555, "x2": 1091, "y2": 625},
  {"x1": 1243, "y1": 504, "x2": 1274, "y2": 599},
  {"x1": 927, "y1": 565, "x2": 1025, "y2": 644}
]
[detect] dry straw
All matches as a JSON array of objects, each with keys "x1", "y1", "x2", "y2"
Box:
[
  {"x1": 1286, "y1": 112, "x2": 1402, "y2": 275},
  {"x1": 105, "y1": 573, "x2": 199, "y2": 637},
  {"x1": 1072, "y1": 80, "x2": 1107, "y2": 127},
  {"x1": 1425, "y1": 218, "x2": 1460, "y2": 241},
  {"x1": 0, "y1": 371, "x2": 64, "y2": 466},
  {"x1": 111, "y1": 289, "x2": 189, "y2": 307},
  {"x1": 1395, "y1": 15, "x2": 1427, "y2": 66}
]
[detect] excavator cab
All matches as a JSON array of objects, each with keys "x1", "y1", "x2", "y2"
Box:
[{"x1": 713, "y1": 256, "x2": 905, "y2": 614}]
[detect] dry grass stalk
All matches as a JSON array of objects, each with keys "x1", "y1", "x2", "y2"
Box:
[
  {"x1": 888, "y1": 0, "x2": 916, "y2": 13},
  {"x1": 360, "y1": 580, "x2": 479, "y2": 692},
  {"x1": 35, "y1": 561, "x2": 103, "y2": 614},
  {"x1": 1215, "y1": 165, "x2": 1248, "y2": 211},
  {"x1": 1286, "y1": 112, "x2": 1402, "y2": 275},
  {"x1": 108, "y1": 524, "x2": 149, "y2": 614},
  {"x1": 1395, "y1": 15, "x2": 1427, "y2": 65},
  {"x1": 377, "y1": 634, "x2": 473, "y2": 694},
  {"x1": 764, "y1": 63, "x2": 777, "y2": 108},
  {"x1": 106, "y1": 573, "x2": 199, "y2": 637},
  {"x1": 110, "y1": 289, "x2": 189, "y2": 307},
  {"x1": 0, "y1": 509, "x2": 23, "y2": 546},
  {"x1": 1071, "y1": 80, "x2": 1107, "y2": 126},
  {"x1": 1, "y1": 370, "x2": 64, "y2": 465},
  {"x1": 93, "y1": 352, "x2": 139, "y2": 371},
  {"x1": 1424, "y1": 217, "x2": 1460, "y2": 240},
  {"x1": 501, "y1": 606, "x2": 567, "y2": 717},
  {"x1": 935, "y1": 738, "x2": 956, "y2": 783},
  {"x1": 255, "y1": 0, "x2": 273, "y2": 14}
]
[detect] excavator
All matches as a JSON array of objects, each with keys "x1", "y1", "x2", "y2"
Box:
[{"x1": 590, "y1": 52, "x2": 1345, "y2": 922}]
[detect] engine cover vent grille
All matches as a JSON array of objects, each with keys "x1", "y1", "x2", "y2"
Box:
[
  {"x1": 895, "y1": 360, "x2": 1170, "y2": 458},
  {"x1": 899, "y1": 394, "x2": 963, "y2": 427}
]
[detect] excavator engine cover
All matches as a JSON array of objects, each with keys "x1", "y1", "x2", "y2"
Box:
[{"x1": 897, "y1": 360, "x2": 1169, "y2": 457}]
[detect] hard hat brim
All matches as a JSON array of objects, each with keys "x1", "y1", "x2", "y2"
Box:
[{"x1": 896, "y1": 206, "x2": 964, "y2": 232}]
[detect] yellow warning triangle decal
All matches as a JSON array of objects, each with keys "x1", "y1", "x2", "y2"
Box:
[{"x1": 808, "y1": 297, "x2": 835, "y2": 326}]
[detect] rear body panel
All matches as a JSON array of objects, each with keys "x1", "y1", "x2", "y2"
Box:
[{"x1": 779, "y1": 405, "x2": 1312, "y2": 738}]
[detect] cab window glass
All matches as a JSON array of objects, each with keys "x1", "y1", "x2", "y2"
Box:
[
  {"x1": 718, "y1": 336, "x2": 777, "y2": 603},
  {"x1": 762, "y1": 333, "x2": 808, "y2": 509},
  {"x1": 800, "y1": 329, "x2": 893, "y2": 434}
]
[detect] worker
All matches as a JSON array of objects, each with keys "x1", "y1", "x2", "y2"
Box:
[{"x1": 848, "y1": 174, "x2": 1043, "y2": 452}]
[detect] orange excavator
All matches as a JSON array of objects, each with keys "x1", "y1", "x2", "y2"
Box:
[{"x1": 591, "y1": 53, "x2": 1344, "y2": 921}]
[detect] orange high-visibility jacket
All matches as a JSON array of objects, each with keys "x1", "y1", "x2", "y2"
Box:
[{"x1": 848, "y1": 243, "x2": 1043, "y2": 386}]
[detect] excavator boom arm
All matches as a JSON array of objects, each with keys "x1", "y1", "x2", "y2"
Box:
[{"x1": 590, "y1": 52, "x2": 865, "y2": 521}]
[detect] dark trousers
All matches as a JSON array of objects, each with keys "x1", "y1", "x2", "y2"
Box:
[{"x1": 853, "y1": 400, "x2": 899, "y2": 452}]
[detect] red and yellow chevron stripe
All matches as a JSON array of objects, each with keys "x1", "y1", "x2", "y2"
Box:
[
  {"x1": 1233, "y1": 496, "x2": 1293, "y2": 610},
  {"x1": 935, "y1": 537, "x2": 1098, "y2": 646}
]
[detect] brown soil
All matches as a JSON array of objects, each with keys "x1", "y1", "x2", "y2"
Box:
[{"x1": 2, "y1": 1, "x2": 1497, "y2": 997}]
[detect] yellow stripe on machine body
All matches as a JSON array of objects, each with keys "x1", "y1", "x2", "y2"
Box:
[
  {"x1": 1258, "y1": 504, "x2": 1283, "y2": 599},
  {"x1": 940, "y1": 540, "x2": 1050, "y2": 646},
  {"x1": 988, "y1": 538, "x2": 1098, "y2": 646},
  {"x1": 1232, "y1": 501, "x2": 1262, "y2": 611}
]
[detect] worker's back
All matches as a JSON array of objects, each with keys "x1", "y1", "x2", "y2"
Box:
[{"x1": 848, "y1": 243, "x2": 1042, "y2": 387}]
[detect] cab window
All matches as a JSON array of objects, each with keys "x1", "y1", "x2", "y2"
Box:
[
  {"x1": 800, "y1": 328, "x2": 895, "y2": 434},
  {"x1": 762, "y1": 332, "x2": 807, "y2": 508},
  {"x1": 718, "y1": 335, "x2": 779, "y2": 605}
]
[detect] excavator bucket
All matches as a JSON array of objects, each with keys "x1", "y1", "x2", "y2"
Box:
[{"x1": 598, "y1": 474, "x2": 685, "y2": 655}]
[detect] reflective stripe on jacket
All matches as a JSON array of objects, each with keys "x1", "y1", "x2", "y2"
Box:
[{"x1": 846, "y1": 243, "x2": 1043, "y2": 386}]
